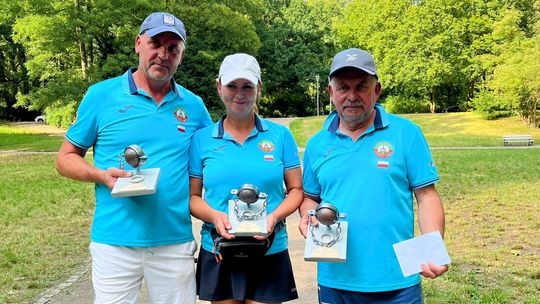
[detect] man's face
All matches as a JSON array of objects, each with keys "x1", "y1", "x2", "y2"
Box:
[
  {"x1": 329, "y1": 68, "x2": 381, "y2": 125},
  {"x1": 135, "y1": 32, "x2": 184, "y2": 83}
]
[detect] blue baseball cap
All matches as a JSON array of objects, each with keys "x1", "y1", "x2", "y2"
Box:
[
  {"x1": 329, "y1": 48, "x2": 377, "y2": 79},
  {"x1": 139, "y1": 12, "x2": 186, "y2": 43}
]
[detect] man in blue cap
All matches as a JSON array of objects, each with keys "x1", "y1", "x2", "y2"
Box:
[
  {"x1": 56, "y1": 12, "x2": 212, "y2": 303},
  {"x1": 299, "y1": 48, "x2": 448, "y2": 303}
]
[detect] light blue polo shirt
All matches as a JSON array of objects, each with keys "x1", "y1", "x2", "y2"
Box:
[
  {"x1": 189, "y1": 115, "x2": 301, "y2": 255},
  {"x1": 303, "y1": 104, "x2": 439, "y2": 292},
  {"x1": 66, "y1": 69, "x2": 212, "y2": 246}
]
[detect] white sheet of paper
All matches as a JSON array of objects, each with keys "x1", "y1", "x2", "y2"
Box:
[{"x1": 392, "y1": 231, "x2": 451, "y2": 277}]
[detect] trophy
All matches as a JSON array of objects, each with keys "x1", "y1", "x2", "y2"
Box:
[
  {"x1": 227, "y1": 184, "x2": 268, "y2": 236},
  {"x1": 111, "y1": 144, "x2": 160, "y2": 197},
  {"x1": 304, "y1": 202, "x2": 348, "y2": 262}
]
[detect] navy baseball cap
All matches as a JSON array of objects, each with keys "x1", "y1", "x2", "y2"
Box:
[
  {"x1": 139, "y1": 12, "x2": 186, "y2": 43},
  {"x1": 329, "y1": 48, "x2": 377, "y2": 79}
]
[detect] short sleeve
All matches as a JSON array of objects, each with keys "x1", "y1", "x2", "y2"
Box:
[
  {"x1": 282, "y1": 128, "x2": 301, "y2": 170},
  {"x1": 302, "y1": 143, "x2": 321, "y2": 198},
  {"x1": 65, "y1": 88, "x2": 99, "y2": 150},
  {"x1": 188, "y1": 131, "x2": 203, "y2": 178}
]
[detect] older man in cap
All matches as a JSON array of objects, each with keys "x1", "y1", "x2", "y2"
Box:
[
  {"x1": 56, "y1": 12, "x2": 212, "y2": 303},
  {"x1": 298, "y1": 48, "x2": 448, "y2": 303}
]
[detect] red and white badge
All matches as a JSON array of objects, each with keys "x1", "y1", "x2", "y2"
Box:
[
  {"x1": 174, "y1": 107, "x2": 188, "y2": 123},
  {"x1": 374, "y1": 142, "x2": 393, "y2": 158},
  {"x1": 258, "y1": 140, "x2": 275, "y2": 153}
]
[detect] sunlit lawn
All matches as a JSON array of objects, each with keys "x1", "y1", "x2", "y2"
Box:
[
  {"x1": 0, "y1": 123, "x2": 64, "y2": 152},
  {"x1": 1, "y1": 117, "x2": 539, "y2": 303},
  {"x1": 290, "y1": 112, "x2": 540, "y2": 148}
]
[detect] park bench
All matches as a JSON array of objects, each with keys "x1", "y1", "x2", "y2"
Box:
[{"x1": 502, "y1": 134, "x2": 534, "y2": 146}]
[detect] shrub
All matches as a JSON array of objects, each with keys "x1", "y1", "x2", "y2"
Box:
[
  {"x1": 471, "y1": 90, "x2": 513, "y2": 120},
  {"x1": 45, "y1": 102, "x2": 77, "y2": 129},
  {"x1": 382, "y1": 95, "x2": 430, "y2": 114}
]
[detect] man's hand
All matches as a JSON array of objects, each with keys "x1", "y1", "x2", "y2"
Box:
[
  {"x1": 298, "y1": 212, "x2": 319, "y2": 239},
  {"x1": 100, "y1": 167, "x2": 132, "y2": 190},
  {"x1": 420, "y1": 262, "x2": 449, "y2": 279}
]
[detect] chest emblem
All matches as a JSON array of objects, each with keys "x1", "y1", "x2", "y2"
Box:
[
  {"x1": 374, "y1": 142, "x2": 393, "y2": 158},
  {"x1": 258, "y1": 140, "x2": 275, "y2": 153},
  {"x1": 174, "y1": 107, "x2": 188, "y2": 123}
]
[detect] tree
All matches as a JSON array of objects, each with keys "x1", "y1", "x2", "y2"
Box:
[
  {"x1": 255, "y1": 0, "x2": 342, "y2": 117},
  {"x1": 475, "y1": 7, "x2": 540, "y2": 126}
]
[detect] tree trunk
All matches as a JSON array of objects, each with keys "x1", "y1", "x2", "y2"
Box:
[
  {"x1": 75, "y1": 0, "x2": 88, "y2": 79},
  {"x1": 429, "y1": 87, "x2": 436, "y2": 113}
]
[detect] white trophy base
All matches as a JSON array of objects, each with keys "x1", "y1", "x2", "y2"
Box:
[
  {"x1": 111, "y1": 168, "x2": 160, "y2": 197},
  {"x1": 227, "y1": 199, "x2": 268, "y2": 236},
  {"x1": 304, "y1": 221, "x2": 347, "y2": 262}
]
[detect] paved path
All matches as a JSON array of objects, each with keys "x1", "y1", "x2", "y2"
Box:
[{"x1": 32, "y1": 117, "x2": 319, "y2": 304}]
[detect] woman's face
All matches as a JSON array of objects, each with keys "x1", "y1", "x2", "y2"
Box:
[{"x1": 218, "y1": 79, "x2": 261, "y2": 118}]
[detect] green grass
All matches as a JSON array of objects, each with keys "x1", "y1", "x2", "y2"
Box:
[
  {"x1": 1, "y1": 116, "x2": 539, "y2": 303},
  {"x1": 0, "y1": 154, "x2": 94, "y2": 303},
  {"x1": 0, "y1": 124, "x2": 64, "y2": 152},
  {"x1": 424, "y1": 149, "x2": 540, "y2": 303},
  {"x1": 290, "y1": 112, "x2": 540, "y2": 148}
]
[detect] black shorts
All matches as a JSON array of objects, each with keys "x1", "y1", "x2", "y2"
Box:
[{"x1": 196, "y1": 247, "x2": 298, "y2": 302}]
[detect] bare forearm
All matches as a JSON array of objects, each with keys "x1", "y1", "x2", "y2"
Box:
[
  {"x1": 416, "y1": 185, "x2": 445, "y2": 237},
  {"x1": 56, "y1": 140, "x2": 103, "y2": 184},
  {"x1": 299, "y1": 196, "x2": 320, "y2": 218},
  {"x1": 56, "y1": 152, "x2": 102, "y2": 183},
  {"x1": 270, "y1": 187, "x2": 303, "y2": 222},
  {"x1": 189, "y1": 195, "x2": 218, "y2": 223}
]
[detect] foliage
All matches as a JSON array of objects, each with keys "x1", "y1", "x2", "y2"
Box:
[
  {"x1": 0, "y1": 0, "x2": 539, "y2": 127},
  {"x1": 382, "y1": 95, "x2": 430, "y2": 114},
  {"x1": 255, "y1": 0, "x2": 342, "y2": 117},
  {"x1": 335, "y1": 0, "x2": 497, "y2": 113},
  {"x1": 471, "y1": 90, "x2": 513, "y2": 120},
  {"x1": 173, "y1": 1, "x2": 261, "y2": 113},
  {"x1": 480, "y1": 8, "x2": 540, "y2": 126},
  {"x1": 44, "y1": 101, "x2": 78, "y2": 129}
]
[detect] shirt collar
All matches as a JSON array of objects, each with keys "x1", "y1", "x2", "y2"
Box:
[
  {"x1": 124, "y1": 68, "x2": 181, "y2": 97},
  {"x1": 326, "y1": 103, "x2": 389, "y2": 134},
  {"x1": 212, "y1": 114, "x2": 268, "y2": 138}
]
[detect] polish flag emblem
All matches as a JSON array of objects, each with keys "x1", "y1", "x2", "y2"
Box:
[
  {"x1": 264, "y1": 155, "x2": 274, "y2": 161},
  {"x1": 377, "y1": 161, "x2": 389, "y2": 168},
  {"x1": 177, "y1": 125, "x2": 186, "y2": 133}
]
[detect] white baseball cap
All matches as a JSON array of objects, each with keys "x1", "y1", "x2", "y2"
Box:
[{"x1": 219, "y1": 53, "x2": 261, "y2": 86}]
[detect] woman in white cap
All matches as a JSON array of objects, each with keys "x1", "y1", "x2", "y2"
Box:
[{"x1": 188, "y1": 53, "x2": 302, "y2": 303}]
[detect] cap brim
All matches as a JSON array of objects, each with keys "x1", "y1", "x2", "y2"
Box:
[
  {"x1": 329, "y1": 66, "x2": 377, "y2": 78},
  {"x1": 220, "y1": 72, "x2": 259, "y2": 86},
  {"x1": 145, "y1": 27, "x2": 186, "y2": 42}
]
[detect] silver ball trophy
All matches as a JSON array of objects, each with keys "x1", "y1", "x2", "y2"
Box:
[
  {"x1": 304, "y1": 202, "x2": 348, "y2": 262},
  {"x1": 111, "y1": 144, "x2": 161, "y2": 197},
  {"x1": 227, "y1": 184, "x2": 268, "y2": 236}
]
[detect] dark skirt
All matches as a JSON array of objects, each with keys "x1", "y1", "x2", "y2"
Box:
[{"x1": 196, "y1": 247, "x2": 299, "y2": 302}]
